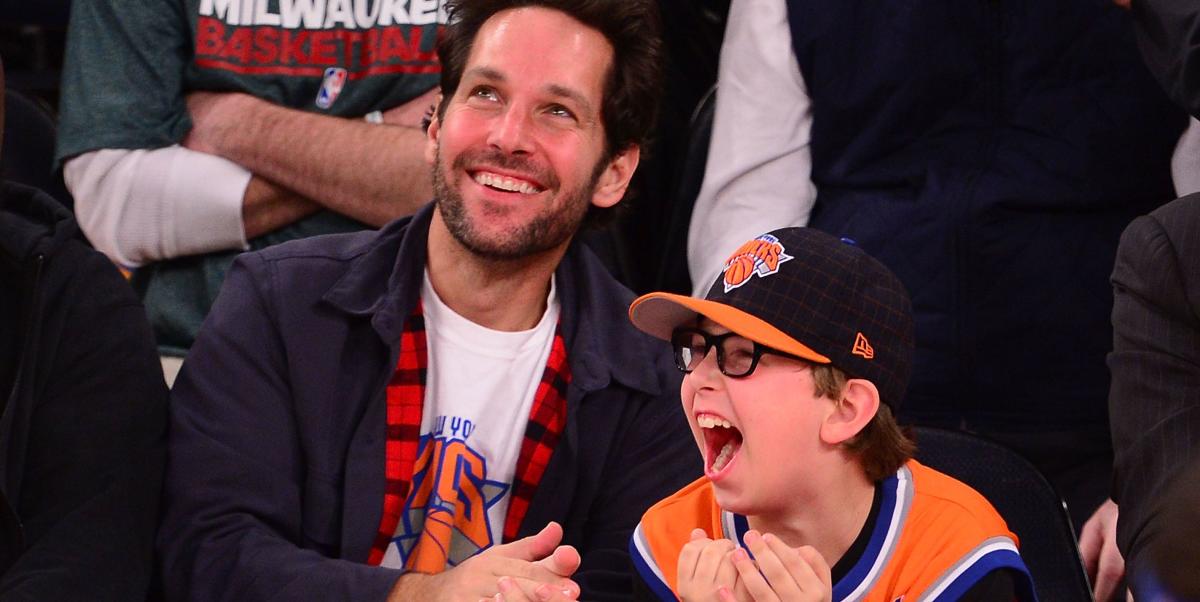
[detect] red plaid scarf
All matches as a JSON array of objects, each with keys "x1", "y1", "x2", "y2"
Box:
[{"x1": 367, "y1": 300, "x2": 570, "y2": 566}]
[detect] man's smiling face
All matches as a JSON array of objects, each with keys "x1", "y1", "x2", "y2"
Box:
[{"x1": 426, "y1": 6, "x2": 625, "y2": 259}]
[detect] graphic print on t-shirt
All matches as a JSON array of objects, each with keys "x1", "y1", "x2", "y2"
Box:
[
  {"x1": 194, "y1": 0, "x2": 445, "y2": 75},
  {"x1": 393, "y1": 414, "x2": 509, "y2": 572}
]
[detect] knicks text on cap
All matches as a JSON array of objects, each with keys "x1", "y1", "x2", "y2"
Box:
[{"x1": 722, "y1": 234, "x2": 793, "y2": 293}]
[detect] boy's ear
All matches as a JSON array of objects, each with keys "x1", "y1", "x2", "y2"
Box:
[{"x1": 820, "y1": 379, "x2": 881, "y2": 445}]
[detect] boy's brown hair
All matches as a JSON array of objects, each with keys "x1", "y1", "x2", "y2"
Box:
[{"x1": 812, "y1": 364, "x2": 915, "y2": 482}]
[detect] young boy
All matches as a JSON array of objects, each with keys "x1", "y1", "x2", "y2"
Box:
[{"x1": 627, "y1": 228, "x2": 1036, "y2": 601}]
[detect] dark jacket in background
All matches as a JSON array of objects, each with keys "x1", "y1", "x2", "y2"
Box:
[
  {"x1": 784, "y1": 0, "x2": 1185, "y2": 433},
  {"x1": 1109, "y1": 193, "x2": 1200, "y2": 596},
  {"x1": 778, "y1": 0, "x2": 1186, "y2": 528},
  {"x1": 1133, "y1": 0, "x2": 1200, "y2": 119},
  {"x1": 158, "y1": 204, "x2": 701, "y2": 601},
  {"x1": 0, "y1": 181, "x2": 167, "y2": 600}
]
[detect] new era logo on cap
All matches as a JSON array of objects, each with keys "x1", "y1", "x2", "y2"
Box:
[{"x1": 852, "y1": 332, "x2": 875, "y2": 359}]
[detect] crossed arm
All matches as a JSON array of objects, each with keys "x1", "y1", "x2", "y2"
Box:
[
  {"x1": 65, "y1": 88, "x2": 436, "y2": 267},
  {"x1": 183, "y1": 89, "x2": 437, "y2": 231}
]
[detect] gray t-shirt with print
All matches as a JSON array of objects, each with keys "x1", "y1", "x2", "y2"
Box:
[{"x1": 56, "y1": 0, "x2": 444, "y2": 354}]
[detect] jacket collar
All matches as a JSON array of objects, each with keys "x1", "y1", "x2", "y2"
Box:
[
  {"x1": 322, "y1": 204, "x2": 432, "y2": 343},
  {"x1": 323, "y1": 202, "x2": 664, "y2": 397},
  {"x1": 551, "y1": 235, "x2": 665, "y2": 397}
]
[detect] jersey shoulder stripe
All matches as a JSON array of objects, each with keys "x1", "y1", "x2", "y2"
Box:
[
  {"x1": 631, "y1": 522, "x2": 676, "y2": 601},
  {"x1": 836, "y1": 465, "x2": 913, "y2": 600},
  {"x1": 918, "y1": 536, "x2": 1033, "y2": 602}
]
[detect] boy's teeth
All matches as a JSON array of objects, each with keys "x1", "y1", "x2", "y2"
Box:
[
  {"x1": 697, "y1": 415, "x2": 733, "y2": 429},
  {"x1": 711, "y1": 441, "x2": 736, "y2": 471},
  {"x1": 474, "y1": 172, "x2": 538, "y2": 194}
]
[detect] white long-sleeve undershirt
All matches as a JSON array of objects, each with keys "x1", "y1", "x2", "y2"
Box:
[
  {"x1": 1172, "y1": 117, "x2": 1200, "y2": 197},
  {"x1": 686, "y1": 0, "x2": 815, "y2": 297},
  {"x1": 64, "y1": 146, "x2": 251, "y2": 268}
]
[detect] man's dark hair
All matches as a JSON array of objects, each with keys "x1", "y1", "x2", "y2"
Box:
[{"x1": 435, "y1": 0, "x2": 664, "y2": 226}]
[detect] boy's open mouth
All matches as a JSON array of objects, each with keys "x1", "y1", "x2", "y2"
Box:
[{"x1": 697, "y1": 413, "x2": 743, "y2": 476}]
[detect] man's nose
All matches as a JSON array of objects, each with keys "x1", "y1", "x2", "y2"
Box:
[{"x1": 487, "y1": 107, "x2": 534, "y2": 154}]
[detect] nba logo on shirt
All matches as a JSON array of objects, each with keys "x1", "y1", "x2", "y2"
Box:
[{"x1": 315, "y1": 67, "x2": 348, "y2": 109}]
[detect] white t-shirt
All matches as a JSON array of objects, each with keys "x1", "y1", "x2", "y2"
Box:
[{"x1": 379, "y1": 272, "x2": 560, "y2": 570}]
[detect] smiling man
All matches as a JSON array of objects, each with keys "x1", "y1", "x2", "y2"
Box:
[{"x1": 156, "y1": 2, "x2": 700, "y2": 601}]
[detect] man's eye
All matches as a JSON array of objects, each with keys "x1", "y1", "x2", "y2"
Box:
[
  {"x1": 471, "y1": 87, "x2": 499, "y2": 101},
  {"x1": 547, "y1": 104, "x2": 576, "y2": 120}
]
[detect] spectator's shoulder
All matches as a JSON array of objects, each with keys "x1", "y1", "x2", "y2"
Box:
[
  {"x1": 561, "y1": 242, "x2": 681, "y2": 396},
  {"x1": 907, "y1": 460, "x2": 1012, "y2": 538},
  {"x1": 641, "y1": 477, "x2": 712, "y2": 527},
  {"x1": 1145, "y1": 193, "x2": 1200, "y2": 254},
  {"x1": 254, "y1": 228, "x2": 383, "y2": 265},
  {"x1": 1116, "y1": 194, "x2": 1200, "y2": 311}
]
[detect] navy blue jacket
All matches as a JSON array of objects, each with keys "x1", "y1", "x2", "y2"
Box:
[
  {"x1": 785, "y1": 1, "x2": 1187, "y2": 429},
  {"x1": 158, "y1": 204, "x2": 701, "y2": 601}
]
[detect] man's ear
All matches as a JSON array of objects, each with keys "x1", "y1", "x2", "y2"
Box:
[
  {"x1": 590, "y1": 144, "x2": 640, "y2": 209},
  {"x1": 424, "y1": 96, "x2": 443, "y2": 165},
  {"x1": 819, "y1": 379, "x2": 881, "y2": 446}
]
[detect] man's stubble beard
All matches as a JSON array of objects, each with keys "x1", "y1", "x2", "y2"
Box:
[{"x1": 432, "y1": 144, "x2": 600, "y2": 260}]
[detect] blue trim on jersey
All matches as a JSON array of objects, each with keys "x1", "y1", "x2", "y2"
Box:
[
  {"x1": 928, "y1": 548, "x2": 1038, "y2": 602},
  {"x1": 832, "y1": 470, "x2": 901, "y2": 600},
  {"x1": 629, "y1": 535, "x2": 676, "y2": 601},
  {"x1": 721, "y1": 510, "x2": 757, "y2": 561},
  {"x1": 733, "y1": 513, "x2": 750, "y2": 545},
  {"x1": 732, "y1": 513, "x2": 754, "y2": 559}
]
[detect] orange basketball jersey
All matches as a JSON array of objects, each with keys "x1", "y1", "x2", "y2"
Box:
[{"x1": 631, "y1": 460, "x2": 1036, "y2": 601}]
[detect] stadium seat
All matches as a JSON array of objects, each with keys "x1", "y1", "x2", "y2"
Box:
[{"x1": 913, "y1": 426, "x2": 1093, "y2": 601}]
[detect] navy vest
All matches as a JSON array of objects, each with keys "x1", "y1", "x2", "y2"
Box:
[{"x1": 785, "y1": 0, "x2": 1186, "y2": 428}]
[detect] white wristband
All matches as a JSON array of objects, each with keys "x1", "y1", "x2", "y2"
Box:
[{"x1": 364, "y1": 110, "x2": 384, "y2": 124}]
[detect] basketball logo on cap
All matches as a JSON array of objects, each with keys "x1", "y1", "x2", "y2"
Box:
[{"x1": 722, "y1": 234, "x2": 793, "y2": 293}]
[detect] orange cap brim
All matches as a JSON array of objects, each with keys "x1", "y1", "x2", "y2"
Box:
[{"x1": 628, "y1": 292, "x2": 831, "y2": 364}]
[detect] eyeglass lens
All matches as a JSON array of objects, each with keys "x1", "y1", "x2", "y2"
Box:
[{"x1": 671, "y1": 329, "x2": 758, "y2": 377}]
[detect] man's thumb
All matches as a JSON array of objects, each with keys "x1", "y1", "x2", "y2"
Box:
[{"x1": 503, "y1": 521, "x2": 564, "y2": 561}]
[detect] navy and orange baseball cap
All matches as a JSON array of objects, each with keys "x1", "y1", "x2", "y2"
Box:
[{"x1": 629, "y1": 227, "x2": 915, "y2": 408}]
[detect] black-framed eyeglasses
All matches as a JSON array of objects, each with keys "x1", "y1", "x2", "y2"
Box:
[{"x1": 670, "y1": 327, "x2": 806, "y2": 378}]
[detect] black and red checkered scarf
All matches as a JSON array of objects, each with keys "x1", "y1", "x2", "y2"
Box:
[{"x1": 367, "y1": 299, "x2": 570, "y2": 566}]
